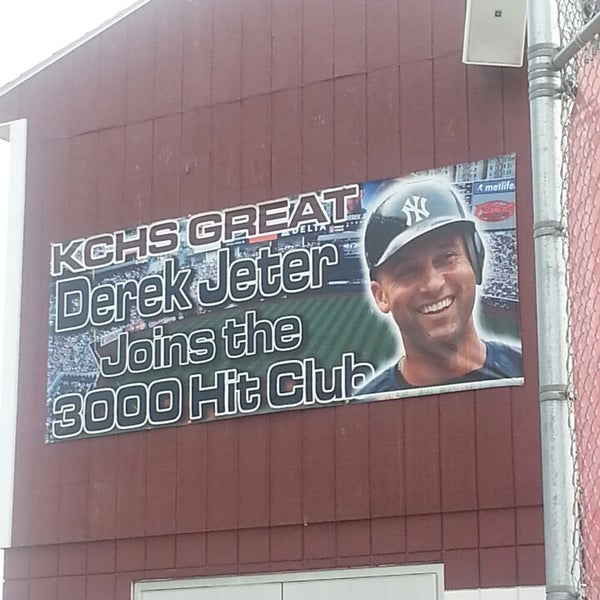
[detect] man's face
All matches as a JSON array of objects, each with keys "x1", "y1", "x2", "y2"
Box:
[{"x1": 370, "y1": 225, "x2": 477, "y2": 353}]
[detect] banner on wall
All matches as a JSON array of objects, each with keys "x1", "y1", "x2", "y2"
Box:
[{"x1": 46, "y1": 154, "x2": 523, "y2": 442}]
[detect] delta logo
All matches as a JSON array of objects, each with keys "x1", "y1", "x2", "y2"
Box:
[{"x1": 474, "y1": 200, "x2": 515, "y2": 222}]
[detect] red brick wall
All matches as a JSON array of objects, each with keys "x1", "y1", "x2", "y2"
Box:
[{"x1": 0, "y1": 0, "x2": 542, "y2": 598}]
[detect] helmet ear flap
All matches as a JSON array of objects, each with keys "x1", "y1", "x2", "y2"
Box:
[
  {"x1": 448, "y1": 187, "x2": 485, "y2": 285},
  {"x1": 463, "y1": 227, "x2": 485, "y2": 285}
]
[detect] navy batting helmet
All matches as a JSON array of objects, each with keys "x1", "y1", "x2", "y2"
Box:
[{"x1": 363, "y1": 178, "x2": 485, "y2": 283}]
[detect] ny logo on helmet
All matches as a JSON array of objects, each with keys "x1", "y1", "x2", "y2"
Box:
[{"x1": 402, "y1": 195, "x2": 430, "y2": 227}]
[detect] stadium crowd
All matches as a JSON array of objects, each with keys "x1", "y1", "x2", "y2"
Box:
[{"x1": 482, "y1": 230, "x2": 519, "y2": 307}]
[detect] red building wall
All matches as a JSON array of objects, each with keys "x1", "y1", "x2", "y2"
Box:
[{"x1": 0, "y1": 0, "x2": 542, "y2": 598}]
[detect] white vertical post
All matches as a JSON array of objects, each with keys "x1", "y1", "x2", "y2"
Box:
[{"x1": 0, "y1": 119, "x2": 27, "y2": 553}]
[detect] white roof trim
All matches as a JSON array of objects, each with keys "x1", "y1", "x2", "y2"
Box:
[{"x1": 0, "y1": 0, "x2": 153, "y2": 98}]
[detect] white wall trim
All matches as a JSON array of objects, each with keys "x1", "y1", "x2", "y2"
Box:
[
  {"x1": 0, "y1": 118, "x2": 27, "y2": 549},
  {"x1": 134, "y1": 564, "x2": 445, "y2": 600}
]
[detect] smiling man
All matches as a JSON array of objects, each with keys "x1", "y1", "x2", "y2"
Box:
[{"x1": 357, "y1": 177, "x2": 522, "y2": 394}]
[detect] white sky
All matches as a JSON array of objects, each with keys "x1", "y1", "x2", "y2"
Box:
[
  {"x1": 0, "y1": 0, "x2": 142, "y2": 88},
  {"x1": 0, "y1": 1, "x2": 141, "y2": 596}
]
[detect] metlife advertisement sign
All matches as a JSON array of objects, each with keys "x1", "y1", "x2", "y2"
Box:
[{"x1": 46, "y1": 154, "x2": 523, "y2": 442}]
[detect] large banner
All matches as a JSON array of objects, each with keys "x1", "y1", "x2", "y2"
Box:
[{"x1": 46, "y1": 154, "x2": 523, "y2": 442}]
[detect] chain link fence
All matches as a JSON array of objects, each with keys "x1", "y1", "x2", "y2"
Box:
[{"x1": 556, "y1": 1, "x2": 600, "y2": 597}]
